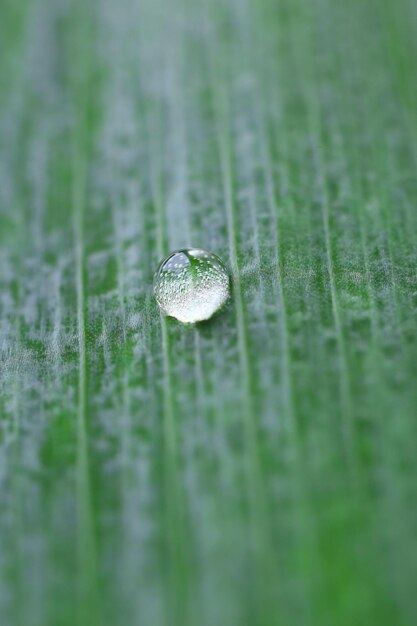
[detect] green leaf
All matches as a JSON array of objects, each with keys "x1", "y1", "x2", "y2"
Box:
[{"x1": 1, "y1": 0, "x2": 417, "y2": 625}]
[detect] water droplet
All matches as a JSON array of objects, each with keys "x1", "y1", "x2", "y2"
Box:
[{"x1": 153, "y1": 248, "x2": 230, "y2": 323}]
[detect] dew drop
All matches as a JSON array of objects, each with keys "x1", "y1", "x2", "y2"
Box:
[{"x1": 153, "y1": 248, "x2": 230, "y2": 323}]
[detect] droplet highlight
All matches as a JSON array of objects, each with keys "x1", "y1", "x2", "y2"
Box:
[{"x1": 153, "y1": 248, "x2": 230, "y2": 323}]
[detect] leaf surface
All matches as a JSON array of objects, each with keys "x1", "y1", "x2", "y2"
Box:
[{"x1": 1, "y1": 1, "x2": 417, "y2": 625}]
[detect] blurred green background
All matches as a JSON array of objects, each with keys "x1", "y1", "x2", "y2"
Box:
[{"x1": 1, "y1": 0, "x2": 417, "y2": 625}]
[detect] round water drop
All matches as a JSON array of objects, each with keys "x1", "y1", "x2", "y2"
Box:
[{"x1": 154, "y1": 248, "x2": 230, "y2": 323}]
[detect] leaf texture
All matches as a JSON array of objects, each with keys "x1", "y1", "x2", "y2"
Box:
[{"x1": 1, "y1": 0, "x2": 417, "y2": 625}]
